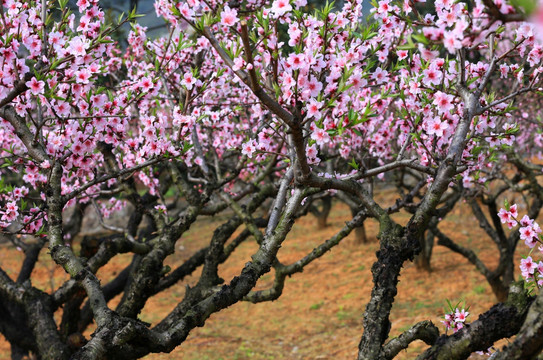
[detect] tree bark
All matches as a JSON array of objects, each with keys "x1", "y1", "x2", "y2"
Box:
[
  {"x1": 358, "y1": 220, "x2": 407, "y2": 359},
  {"x1": 493, "y1": 289, "x2": 543, "y2": 359},
  {"x1": 310, "y1": 195, "x2": 332, "y2": 229},
  {"x1": 415, "y1": 229, "x2": 434, "y2": 272}
]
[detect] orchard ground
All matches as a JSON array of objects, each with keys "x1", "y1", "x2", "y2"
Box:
[{"x1": 0, "y1": 189, "x2": 521, "y2": 360}]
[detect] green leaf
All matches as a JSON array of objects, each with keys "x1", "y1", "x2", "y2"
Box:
[
  {"x1": 411, "y1": 33, "x2": 428, "y2": 45},
  {"x1": 505, "y1": 124, "x2": 520, "y2": 135},
  {"x1": 183, "y1": 142, "x2": 194, "y2": 153},
  {"x1": 35, "y1": 224, "x2": 47, "y2": 236},
  {"x1": 170, "y1": 5, "x2": 181, "y2": 17},
  {"x1": 348, "y1": 158, "x2": 359, "y2": 170},
  {"x1": 118, "y1": 12, "x2": 126, "y2": 25}
]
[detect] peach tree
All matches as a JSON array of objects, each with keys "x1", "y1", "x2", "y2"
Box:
[{"x1": 1, "y1": 0, "x2": 543, "y2": 359}]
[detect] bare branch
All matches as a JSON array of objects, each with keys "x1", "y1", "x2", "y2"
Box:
[
  {"x1": 245, "y1": 211, "x2": 366, "y2": 303},
  {"x1": 266, "y1": 167, "x2": 294, "y2": 237},
  {"x1": 383, "y1": 321, "x2": 439, "y2": 360}
]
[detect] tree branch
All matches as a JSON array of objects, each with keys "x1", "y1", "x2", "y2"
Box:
[{"x1": 383, "y1": 321, "x2": 439, "y2": 360}]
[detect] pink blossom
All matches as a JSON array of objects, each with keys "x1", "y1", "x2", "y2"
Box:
[
  {"x1": 509, "y1": 204, "x2": 518, "y2": 218},
  {"x1": 520, "y1": 215, "x2": 534, "y2": 227},
  {"x1": 311, "y1": 128, "x2": 330, "y2": 146},
  {"x1": 443, "y1": 307, "x2": 470, "y2": 333},
  {"x1": 68, "y1": 36, "x2": 90, "y2": 57},
  {"x1": 506, "y1": 220, "x2": 518, "y2": 229},
  {"x1": 154, "y1": 204, "x2": 167, "y2": 213},
  {"x1": 306, "y1": 144, "x2": 318, "y2": 158},
  {"x1": 242, "y1": 140, "x2": 257, "y2": 158},
  {"x1": 26, "y1": 77, "x2": 45, "y2": 95},
  {"x1": 397, "y1": 50, "x2": 408, "y2": 60},
  {"x1": 181, "y1": 72, "x2": 196, "y2": 90},
  {"x1": 426, "y1": 117, "x2": 449, "y2": 137},
  {"x1": 499, "y1": 64, "x2": 509, "y2": 78},
  {"x1": 305, "y1": 76, "x2": 323, "y2": 98},
  {"x1": 23, "y1": 35, "x2": 41, "y2": 56},
  {"x1": 462, "y1": 176, "x2": 472, "y2": 188},
  {"x1": 521, "y1": 226, "x2": 539, "y2": 248},
  {"x1": 178, "y1": 3, "x2": 195, "y2": 20},
  {"x1": 498, "y1": 208, "x2": 511, "y2": 223},
  {"x1": 1, "y1": 201, "x2": 19, "y2": 222},
  {"x1": 306, "y1": 99, "x2": 323, "y2": 119},
  {"x1": 454, "y1": 308, "x2": 468, "y2": 323},
  {"x1": 373, "y1": 67, "x2": 388, "y2": 82},
  {"x1": 76, "y1": 0, "x2": 90, "y2": 11},
  {"x1": 377, "y1": 0, "x2": 391, "y2": 14},
  {"x1": 419, "y1": 45, "x2": 439, "y2": 61},
  {"x1": 233, "y1": 57, "x2": 246, "y2": 71},
  {"x1": 537, "y1": 261, "x2": 543, "y2": 276},
  {"x1": 455, "y1": 322, "x2": 464, "y2": 332},
  {"x1": 55, "y1": 100, "x2": 70, "y2": 116},
  {"x1": 521, "y1": 256, "x2": 537, "y2": 276},
  {"x1": 287, "y1": 53, "x2": 305, "y2": 70},
  {"x1": 221, "y1": 6, "x2": 239, "y2": 26},
  {"x1": 516, "y1": 23, "x2": 534, "y2": 42},
  {"x1": 422, "y1": 65, "x2": 442, "y2": 87},
  {"x1": 306, "y1": 144, "x2": 320, "y2": 164},
  {"x1": 75, "y1": 68, "x2": 92, "y2": 84},
  {"x1": 140, "y1": 77, "x2": 153, "y2": 92},
  {"x1": 271, "y1": 0, "x2": 293, "y2": 17},
  {"x1": 433, "y1": 91, "x2": 454, "y2": 114}
]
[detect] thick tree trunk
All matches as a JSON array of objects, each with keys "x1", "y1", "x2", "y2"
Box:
[
  {"x1": 9, "y1": 344, "x2": 28, "y2": 360},
  {"x1": 415, "y1": 230, "x2": 434, "y2": 272},
  {"x1": 493, "y1": 288, "x2": 543, "y2": 359},
  {"x1": 350, "y1": 205, "x2": 368, "y2": 244},
  {"x1": 489, "y1": 281, "x2": 510, "y2": 303},
  {"x1": 358, "y1": 221, "x2": 407, "y2": 360},
  {"x1": 310, "y1": 195, "x2": 332, "y2": 229},
  {"x1": 354, "y1": 225, "x2": 368, "y2": 244},
  {"x1": 316, "y1": 213, "x2": 328, "y2": 229},
  {"x1": 497, "y1": 254, "x2": 515, "y2": 301}
]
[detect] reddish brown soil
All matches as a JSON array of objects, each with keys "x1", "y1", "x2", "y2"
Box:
[{"x1": 0, "y1": 197, "x2": 525, "y2": 359}]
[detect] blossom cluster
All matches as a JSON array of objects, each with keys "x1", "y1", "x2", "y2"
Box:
[
  {"x1": 498, "y1": 203, "x2": 543, "y2": 285},
  {"x1": 443, "y1": 304, "x2": 494, "y2": 355},
  {"x1": 442, "y1": 307, "x2": 469, "y2": 333},
  {"x1": 0, "y1": 0, "x2": 542, "y2": 242}
]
